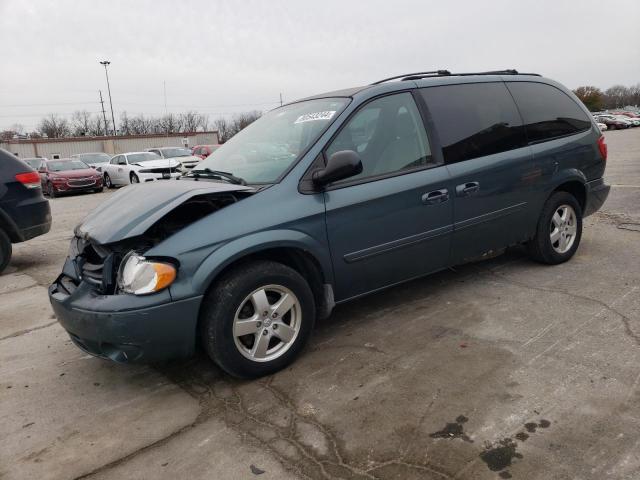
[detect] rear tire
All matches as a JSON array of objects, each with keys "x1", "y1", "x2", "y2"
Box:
[
  {"x1": 0, "y1": 228, "x2": 12, "y2": 274},
  {"x1": 527, "y1": 191, "x2": 583, "y2": 265},
  {"x1": 200, "y1": 260, "x2": 316, "y2": 378}
]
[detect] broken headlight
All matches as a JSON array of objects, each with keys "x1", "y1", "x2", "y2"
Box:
[{"x1": 117, "y1": 252, "x2": 177, "y2": 295}]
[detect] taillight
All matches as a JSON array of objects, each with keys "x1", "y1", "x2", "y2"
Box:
[
  {"x1": 15, "y1": 171, "x2": 41, "y2": 189},
  {"x1": 597, "y1": 135, "x2": 607, "y2": 161}
]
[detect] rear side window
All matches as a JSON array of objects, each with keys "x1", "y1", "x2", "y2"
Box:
[
  {"x1": 420, "y1": 83, "x2": 526, "y2": 163},
  {"x1": 506, "y1": 82, "x2": 592, "y2": 143}
]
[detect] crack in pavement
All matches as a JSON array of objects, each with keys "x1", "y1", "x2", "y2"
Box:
[
  {"x1": 476, "y1": 266, "x2": 640, "y2": 347},
  {"x1": 72, "y1": 355, "x2": 457, "y2": 479},
  {"x1": 0, "y1": 321, "x2": 58, "y2": 342}
]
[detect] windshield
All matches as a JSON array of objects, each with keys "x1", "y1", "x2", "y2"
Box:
[
  {"x1": 160, "y1": 148, "x2": 191, "y2": 158},
  {"x1": 128, "y1": 152, "x2": 161, "y2": 163},
  {"x1": 24, "y1": 159, "x2": 41, "y2": 169},
  {"x1": 77, "y1": 153, "x2": 111, "y2": 164},
  {"x1": 194, "y1": 97, "x2": 350, "y2": 183},
  {"x1": 48, "y1": 160, "x2": 89, "y2": 171}
]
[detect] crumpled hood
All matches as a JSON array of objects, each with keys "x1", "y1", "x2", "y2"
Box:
[{"x1": 75, "y1": 180, "x2": 252, "y2": 244}]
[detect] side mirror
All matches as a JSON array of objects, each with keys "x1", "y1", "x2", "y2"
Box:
[{"x1": 312, "y1": 150, "x2": 363, "y2": 187}]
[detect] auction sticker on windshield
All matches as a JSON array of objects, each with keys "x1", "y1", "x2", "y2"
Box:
[{"x1": 294, "y1": 111, "x2": 336, "y2": 124}]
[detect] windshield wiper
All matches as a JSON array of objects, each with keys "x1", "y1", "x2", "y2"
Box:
[{"x1": 186, "y1": 168, "x2": 247, "y2": 185}]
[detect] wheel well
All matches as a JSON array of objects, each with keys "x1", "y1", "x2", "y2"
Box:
[
  {"x1": 196, "y1": 247, "x2": 330, "y2": 342},
  {"x1": 553, "y1": 181, "x2": 586, "y2": 212}
]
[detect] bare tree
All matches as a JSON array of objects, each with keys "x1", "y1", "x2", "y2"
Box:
[
  {"x1": 214, "y1": 117, "x2": 230, "y2": 142},
  {"x1": 71, "y1": 110, "x2": 93, "y2": 136},
  {"x1": 604, "y1": 85, "x2": 631, "y2": 109},
  {"x1": 38, "y1": 114, "x2": 71, "y2": 138},
  {"x1": 180, "y1": 111, "x2": 207, "y2": 132},
  {"x1": 119, "y1": 111, "x2": 131, "y2": 136},
  {"x1": 215, "y1": 111, "x2": 262, "y2": 143},
  {"x1": 157, "y1": 113, "x2": 180, "y2": 134},
  {"x1": 129, "y1": 114, "x2": 153, "y2": 134},
  {"x1": 87, "y1": 116, "x2": 106, "y2": 136}
]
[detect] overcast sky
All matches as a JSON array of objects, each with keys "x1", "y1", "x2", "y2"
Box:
[{"x1": 1, "y1": 0, "x2": 639, "y2": 131}]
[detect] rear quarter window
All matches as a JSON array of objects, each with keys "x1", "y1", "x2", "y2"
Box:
[
  {"x1": 506, "y1": 82, "x2": 592, "y2": 143},
  {"x1": 419, "y1": 82, "x2": 527, "y2": 164}
]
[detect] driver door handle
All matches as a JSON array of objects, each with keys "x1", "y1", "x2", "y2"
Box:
[{"x1": 422, "y1": 189, "x2": 449, "y2": 205}]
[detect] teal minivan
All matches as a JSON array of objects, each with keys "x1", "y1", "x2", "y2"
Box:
[{"x1": 50, "y1": 70, "x2": 609, "y2": 378}]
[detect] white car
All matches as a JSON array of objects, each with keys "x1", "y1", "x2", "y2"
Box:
[
  {"x1": 146, "y1": 147, "x2": 201, "y2": 169},
  {"x1": 597, "y1": 122, "x2": 608, "y2": 131},
  {"x1": 102, "y1": 152, "x2": 181, "y2": 188}
]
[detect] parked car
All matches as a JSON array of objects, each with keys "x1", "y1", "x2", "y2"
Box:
[
  {"x1": 71, "y1": 152, "x2": 112, "y2": 171},
  {"x1": 102, "y1": 152, "x2": 181, "y2": 188},
  {"x1": 38, "y1": 158, "x2": 104, "y2": 197},
  {"x1": 192, "y1": 144, "x2": 221, "y2": 160},
  {"x1": 0, "y1": 148, "x2": 51, "y2": 273},
  {"x1": 595, "y1": 114, "x2": 631, "y2": 130},
  {"x1": 22, "y1": 157, "x2": 46, "y2": 169},
  {"x1": 145, "y1": 147, "x2": 201, "y2": 170},
  {"x1": 614, "y1": 115, "x2": 640, "y2": 127},
  {"x1": 597, "y1": 122, "x2": 608, "y2": 131},
  {"x1": 50, "y1": 70, "x2": 609, "y2": 378}
]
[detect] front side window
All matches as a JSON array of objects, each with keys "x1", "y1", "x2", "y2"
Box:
[
  {"x1": 325, "y1": 92, "x2": 433, "y2": 182},
  {"x1": 420, "y1": 82, "x2": 527, "y2": 164},
  {"x1": 506, "y1": 82, "x2": 592, "y2": 143},
  {"x1": 193, "y1": 97, "x2": 350, "y2": 183}
]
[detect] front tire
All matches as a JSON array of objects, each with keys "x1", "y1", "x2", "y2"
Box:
[
  {"x1": 104, "y1": 173, "x2": 114, "y2": 189},
  {"x1": 46, "y1": 182, "x2": 57, "y2": 198},
  {"x1": 200, "y1": 260, "x2": 316, "y2": 378},
  {"x1": 0, "y1": 228, "x2": 11, "y2": 274},
  {"x1": 130, "y1": 173, "x2": 139, "y2": 184},
  {"x1": 527, "y1": 191, "x2": 583, "y2": 265}
]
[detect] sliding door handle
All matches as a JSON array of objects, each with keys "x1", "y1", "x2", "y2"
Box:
[
  {"x1": 456, "y1": 181, "x2": 480, "y2": 196},
  {"x1": 422, "y1": 189, "x2": 449, "y2": 205}
]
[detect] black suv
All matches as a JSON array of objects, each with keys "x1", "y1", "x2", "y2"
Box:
[{"x1": 0, "y1": 149, "x2": 52, "y2": 272}]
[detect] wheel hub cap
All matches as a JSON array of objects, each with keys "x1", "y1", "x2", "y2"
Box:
[
  {"x1": 550, "y1": 204, "x2": 577, "y2": 254},
  {"x1": 232, "y1": 285, "x2": 301, "y2": 362}
]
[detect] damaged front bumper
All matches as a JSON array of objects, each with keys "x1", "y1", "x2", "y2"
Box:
[{"x1": 49, "y1": 255, "x2": 202, "y2": 363}]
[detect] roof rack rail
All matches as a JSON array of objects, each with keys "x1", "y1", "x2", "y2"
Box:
[
  {"x1": 371, "y1": 69, "x2": 540, "y2": 85},
  {"x1": 370, "y1": 70, "x2": 451, "y2": 85}
]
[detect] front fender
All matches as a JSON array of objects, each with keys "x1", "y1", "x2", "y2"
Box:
[{"x1": 189, "y1": 229, "x2": 334, "y2": 296}]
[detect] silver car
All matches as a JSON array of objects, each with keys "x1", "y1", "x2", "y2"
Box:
[{"x1": 146, "y1": 147, "x2": 201, "y2": 169}]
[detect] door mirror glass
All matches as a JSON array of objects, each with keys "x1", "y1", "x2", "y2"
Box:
[{"x1": 313, "y1": 150, "x2": 363, "y2": 186}]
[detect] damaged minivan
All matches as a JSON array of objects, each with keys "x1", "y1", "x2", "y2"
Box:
[{"x1": 49, "y1": 70, "x2": 610, "y2": 378}]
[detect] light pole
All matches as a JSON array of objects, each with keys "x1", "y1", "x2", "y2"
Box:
[{"x1": 100, "y1": 60, "x2": 117, "y2": 136}]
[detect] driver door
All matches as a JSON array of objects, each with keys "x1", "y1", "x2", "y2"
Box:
[{"x1": 322, "y1": 92, "x2": 453, "y2": 301}]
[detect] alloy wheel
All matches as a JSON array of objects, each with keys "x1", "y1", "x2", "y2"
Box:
[
  {"x1": 232, "y1": 285, "x2": 301, "y2": 362},
  {"x1": 550, "y1": 204, "x2": 577, "y2": 254}
]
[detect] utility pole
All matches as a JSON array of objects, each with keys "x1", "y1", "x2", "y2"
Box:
[
  {"x1": 100, "y1": 60, "x2": 117, "y2": 135},
  {"x1": 99, "y1": 90, "x2": 108, "y2": 136},
  {"x1": 279, "y1": 93, "x2": 283, "y2": 106}
]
